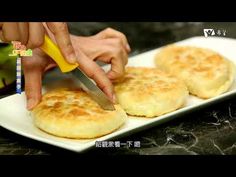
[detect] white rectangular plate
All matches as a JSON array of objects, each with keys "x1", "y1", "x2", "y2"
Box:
[{"x1": 0, "y1": 36, "x2": 236, "y2": 153}]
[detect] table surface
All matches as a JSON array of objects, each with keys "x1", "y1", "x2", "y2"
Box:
[{"x1": 1, "y1": 22, "x2": 236, "y2": 155}]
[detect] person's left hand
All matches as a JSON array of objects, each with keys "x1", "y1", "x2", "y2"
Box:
[{"x1": 22, "y1": 48, "x2": 56, "y2": 110}]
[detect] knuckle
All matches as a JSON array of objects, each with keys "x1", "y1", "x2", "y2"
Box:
[
  {"x1": 32, "y1": 38, "x2": 44, "y2": 48},
  {"x1": 22, "y1": 58, "x2": 34, "y2": 68},
  {"x1": 3, "y1": 33, "x2": 17, "y2": 42},
  {"x1": 113, "y1": 46, "x2": 123, "y2": 57},
  {"x1": 110, "y1": 39, "x2": 123, "y2": 50},
  {"x1": 63, "y1": 45, "x2": 74, "y2": 56},
  {"x1": 114, "y1": 38, "x2": 123, "y2": 46},
  {"x1": 118, "y1": 32, "x2": 126, "y2": 39},
  {"x1": 48, "y1": 22, "x2": 67, "y2": 33},
  {"x1": 93, "y1": 67, "x2": 103, "y2": 75},
  {"x1": 105, "y1": 27, "x2": 113, "y2": 33},
  {"x1": 55, "y1": 22, "x2": 67, "y2": 32},
  {"x1": 84, "y1": 68, "x2": 95, "y2": 78}
]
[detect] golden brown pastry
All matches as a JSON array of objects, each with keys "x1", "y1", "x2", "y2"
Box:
[
  {"x1": 31, "y1": 88, "x2": 127, "y2": 139},
  {"x1": 155, "y1": 45, "x2": 235, "y2": 99},
  {"x1": 114, "y1": 67, "x2": 189, "y2": 117}
]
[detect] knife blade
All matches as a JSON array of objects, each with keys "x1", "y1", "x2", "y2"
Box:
[
  {"x1": 72, "y1": 69, "x2": 115, "y2": 110},
  {"x1": 40, "y1": 35, "x2": 115, "y2": 111}
]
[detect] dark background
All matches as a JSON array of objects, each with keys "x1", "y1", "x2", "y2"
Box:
[{"x1": 68, "y1": 22, "x2": 236, "y2": 53}]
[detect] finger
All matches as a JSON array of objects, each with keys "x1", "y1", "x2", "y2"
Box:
[
  {"x1": 1, "y1": 22, "x2": 20, "y2": 42},
  {"x1": 75, "y1": 37, "x2": 128, "y2": 66},
  {"x1": 107, "y1": 56, "x2": 125, "y2": 81},
  {"x1": 47, "y1": 22, "x2": 77, "y2": 64},
  {"x1": 42, "y1": 22, "x2": 56, "y2": 43},
  {"x1": 76, "y1": 50, "x2": 115, "y2": 103},
  {"x1": 98, "y1": 43, "x2": 128, "y2": 66},
  {"x1": 99, "y1": 39, "x2": 128, "y2": 76},
  {"x1": 93, "y1": 27, "x2": 131, "y2": 52},
  {"x1": 18, "y1": 22, "x2": 29, "y2": 45},
  {"x1": 22, "y1": 58, "x2": 43, "y2": 110},
  {"x1": 26, "y1": 22, "x2": 45, "y2": 49},
  {"x1": 107, "y1": 38, "x2": 128, "y2": 65}
]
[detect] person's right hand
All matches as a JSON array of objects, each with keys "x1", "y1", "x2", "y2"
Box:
[{"x1": 0, "y1": 22, "x2": 77, "y2": 64}]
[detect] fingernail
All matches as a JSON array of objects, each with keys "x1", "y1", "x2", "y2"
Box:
[
  {"x1": 67, "y1": 53, "x2": 77, "y2": 64},
  {"x1": 27, "y1": 99, "x2": 37, "y2": 110},
  {"x1": 126, "y1": 44, "x2": 131, "y2": 52}
]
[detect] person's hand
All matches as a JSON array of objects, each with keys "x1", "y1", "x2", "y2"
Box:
[
  {"x1": 22, "y1": 27, "x2": 131, "y2": 110},
  {"x1": 0, "y1": 22, "x2": 77, "y2": 64},
  {"x1": 22, "y1": 48, "x2": 56, "y2": 110},
  {"x1": 49, "y1": 27, "x2": 131, "y2": 102},
  {"x1": 70, "y1": 28, "x2": 131, "y2": 81},
  {"x1": 23, "y1": 48, "x2": 119, "y2": 110}
]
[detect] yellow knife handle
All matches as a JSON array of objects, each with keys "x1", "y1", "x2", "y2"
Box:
[{"x1": 40, "y1": 35, "x2": 78, "y2": 73}]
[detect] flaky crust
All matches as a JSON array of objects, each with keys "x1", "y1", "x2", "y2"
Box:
[
  {"x1": 114, "y1": 67, "x2": 189, "y2": 117},
  {"x1": 31, "y1": 89, "x2": 127, "y2": 139},
  {"x1": 155, "y1": 45, "x2": 236, "y2": 99}
]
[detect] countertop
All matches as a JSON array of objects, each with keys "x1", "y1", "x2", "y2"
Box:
[{"x1": 1, "y1": 22, "x2": 236, "y2": 155}]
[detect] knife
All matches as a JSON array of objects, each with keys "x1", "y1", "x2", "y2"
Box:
[{"x1": 40, "y1": 35, "x2": 115, "y2": 111}]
